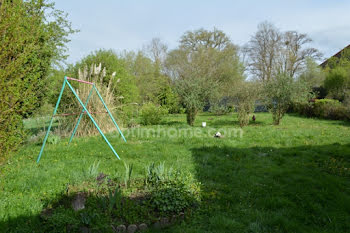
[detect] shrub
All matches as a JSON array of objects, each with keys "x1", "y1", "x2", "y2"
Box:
[
  {"x1": 145, "y1": 162, "x2": 201, "y2": 215},
  {"x1": 234, "y1": 82, "x2": 261, "y2": 127},
  {"x1": 116, "y1": 103, "x2": 139, "y2": 128},
  {"x1": 292, "y1": 99, "x2": 349, "y2": 121},
  {"x1": 47, "y1": 135, "x2": 61, "y2": 145},
  {"x1": 150, "y1": 180, "x2": 194, "y2": 215},
  {"x1": 324, "y1": 67, "x2": 349, "y2": 101},
  {"x1": 314, "y1": 99, "x2": 347, "y2": 120},
  {"x1": 263, "y1": 73, "x2": 312, "y2": 125},
  {"x1": 140, "y1": 102, "x2": 168, "y2": 125}
]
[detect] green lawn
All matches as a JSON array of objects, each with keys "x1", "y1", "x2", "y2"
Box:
[{"x1": 1, "y1": 113, "x2": 350, "y2": 232}]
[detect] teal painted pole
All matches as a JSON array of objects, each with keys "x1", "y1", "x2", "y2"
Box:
[
  {"x1": 37, "y1": 78, "x2": 66, "y2": 163},
  {"x1": 93, "y1": 85, "x2": 127, "y2": 142},
  {"x1": 65, "y1": 80, "x2": 121, "y2": 160},
  {"x1": 69, "y1": 87, "x2": 94, "y2": 144}
]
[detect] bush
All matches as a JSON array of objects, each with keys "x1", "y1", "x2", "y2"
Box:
[
  {"x1": 314, "y1": 99, "x2": 347, "y2": 120},
  {"x1": 145, "y1": 163, "x2": 201, "y2": 215},
  {"x1": 234, "y1": 82, "x2": 260, "y2": 127},
  {"x1": 117, "y1": 104, "x2": 139, "y2": 128},
  {"x1": 292, "y1": 99, "x2": 349, "y2": 121},
  {"x1": 263, "y1": 73, "x2": 312, "y2": 125},
  {"x1": 150, "y1": 180, "x2": 195, "y2": 215},
  {"x1": 140, "y1": 102, "x2": 168, "y2": 125}
]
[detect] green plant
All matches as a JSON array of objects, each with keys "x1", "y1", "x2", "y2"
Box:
[
  {"x1": 140, "y1": 102, "x2": 168, "y2": 125},
  {"x1": 264, "y1": 73, "x2": 312, "y2": 125},
  {"x1": 123, "y1": 162, "x2": 133, "y2": 188},
  {"x1": 108, "y1": 187, "x2": 122, "y2": 212},
  {"x1": 145, "y1": 163, "x2": 200, "y2": 215},
  {"x1": 0, "y1": 0, "x2": 75, "y2": 160},
  {"x1": 100, "y1": 186, "x2": 122, "y2": 213},
  {"x1": 117, "y1": 104, "x2": 139, "y2": 128},
  {"x1": 144, "y1": 162, "x2": 174, "y2": 186},
  {"x1": 234, "y1": 82, "x2": 261, "y2": 127},
  {"x1": 47, "y1": 135, "x2": 61, "y2": 145},
  {"x1": 80, "y1": 212, "x2": 97, "y2": 226},
  {"x1": 314, "y1": 99, "x2": 347, "y2": 120},
  {"x1": 324, "y1": 67, "x2": 350, "y2": 101},
  {"x1": 150, "y1": 180, "x2": 196, "y2": 215},
  {"x1": 86, "y1": 161, "x2": 100, "y2": 179}
]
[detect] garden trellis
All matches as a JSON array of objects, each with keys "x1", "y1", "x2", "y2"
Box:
[{"x1": 36, "y1": 76, "x2": 126, "y2": 163}]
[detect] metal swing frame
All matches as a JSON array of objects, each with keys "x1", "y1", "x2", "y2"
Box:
[{"x1": 36, "y1": 76, "x2": 126, "y2": 163}]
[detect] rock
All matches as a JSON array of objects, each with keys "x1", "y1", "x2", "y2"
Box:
[
  {"x1": 115, "y1": 225, "x2": 126, "y2": 232},
  {"x1": 127, "y1": 224, "x2": 137, "y2": 233},
  {"x1": 72, "y1": 192, "x2": 86, "y2": 211},
  {"x1": 138, "y1": 223, "x2": 148, "y2": 231},
  {"x1": 214, "y1": 132, "x2": 222, "y2": 138}
]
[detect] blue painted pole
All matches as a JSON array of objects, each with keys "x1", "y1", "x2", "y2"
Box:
[
  {"x1": 65, "y1": 80, "x2": 121, "y2": 160},
  {"x1": 37, "y1": 78, "x2": 66, "y2": 163},
  {"x1": 69, "y1": 87, "x2": 94, "y2": 144},
  {"x1": 93, "y1": 85, "x2": 127, "y2": 142}
]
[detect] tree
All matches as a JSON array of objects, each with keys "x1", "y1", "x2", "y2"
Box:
[
  {"x1": 245, "y1": 22, "x2": 321, "y2": 81},
  {"x1": 143, "y1": 37, "x2": 168, "y2": 71},
  {"x1": 263, "y1": 73, "x2": 312, "y2": 125},
  {"x1": 234, "y1": 82, "x2": 261, "y2": 127},
  {"x1": 121, "y1": 49, "x2": 179, "y2": 111},
  {"x1": 0, "y1": 0, "x2": 74, "y2": 159},
  {"x1": 244, "y1": 22, "x2": 281, "y2": 82},
  {"x1": 324, "y1": 67, "x2": 350, "y2": 101},
  {"x1": 68, "y1": 49, "x2": 139, "y2": 104},
  {"x1": 322, "y1": 47, "x2": 350, "y2": 101},
  {"x1": 166, "y1": 28, "x2": 244, "y2": 125},
  {"x1": 298, "y1": 58, "x2": 325, "y2": 88}
]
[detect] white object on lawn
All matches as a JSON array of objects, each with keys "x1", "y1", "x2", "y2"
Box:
[{"x1": 202, "y1": 122, "x2": 206, "y2": 127}]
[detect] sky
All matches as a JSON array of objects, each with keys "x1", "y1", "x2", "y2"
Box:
[{"x1": 54, "y1": 0, "x2": 350, "y2": 64}]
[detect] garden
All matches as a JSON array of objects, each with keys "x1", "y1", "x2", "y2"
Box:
[
  {"x1": 1, "y1": 1, "x2": 350, "y2": 232},
  {"x1": 1, "y1": 113, "x2": 350, "y2": 232}
]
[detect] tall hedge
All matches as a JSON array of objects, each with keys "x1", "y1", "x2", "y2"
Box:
[{"x1": 0, "y1": 0, "x2": 74, "y2": 161}]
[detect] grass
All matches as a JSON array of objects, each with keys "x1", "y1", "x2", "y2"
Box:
[{"x1": 1, "y1": 113, "x2": 350, "y2": 232}]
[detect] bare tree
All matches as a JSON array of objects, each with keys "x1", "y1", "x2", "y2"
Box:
[
  {"x1": 245, "y1": 21, "x2": 321, "y2": 81},
  {"x1": 277, "y1": 31, "x2": 322, "y2": 78},
  {"x1": 144, "y1": 37, "x2": 168, "y2": 67},
  {"x1": 244, "y1": 22, "x2": 281, "y2": 82}
]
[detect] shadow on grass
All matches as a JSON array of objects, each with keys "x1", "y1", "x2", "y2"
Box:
[
  {"x1": 2, "y1": 144, "x2": 350, "y2": 233},
  {"x1": 208, "y1": 119, "x2": 266, "y2": 127},
  {"x1": 287, "y1": 113, "x2": 350, "y2": 127},
  {"x1": 187, "y1": 143, "x2": 350, "y2": 233},
  {"x1": 0, "y1": 180, "x2": 188, "y2": 233}
]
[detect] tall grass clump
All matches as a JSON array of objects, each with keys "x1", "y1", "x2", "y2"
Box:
[{"x1": 59, "y1": 63, "x2": 120, "y2": 136}]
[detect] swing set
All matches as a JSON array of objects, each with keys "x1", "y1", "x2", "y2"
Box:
[{"x1": 36, "y1": 76, "x2": 126, "y2": 163}]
